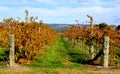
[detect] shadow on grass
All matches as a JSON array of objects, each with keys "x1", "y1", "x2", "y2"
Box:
[
  {"x1": 60, "y1": 38, "x2": 103, "y2": 66},
  {"x1": 68, "y1": 47, "x2": 103, "y2": 66},
  {"x1": 69, "y1": 50, "x2": 87, "y2": 63},
  {"x1": 61, "y1": 38, "x2": 93, "y2": 65},
  {"x1": 27, "y1": 37, "x2": 102, "y2": 68}
]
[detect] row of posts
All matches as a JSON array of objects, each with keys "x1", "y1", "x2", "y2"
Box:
[
  {"x1": 9, "y1": 34, "x2": 109, "y2": 68},
  {"x1": 87, "y1": 15, "x2": 109, "y2": 68}
]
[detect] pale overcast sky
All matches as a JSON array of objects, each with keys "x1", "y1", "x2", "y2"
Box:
[{"x1": 0, "y1": 0, "x2": 120, "y2": 25}]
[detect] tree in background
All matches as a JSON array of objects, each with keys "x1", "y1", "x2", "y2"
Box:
[
  {"x1": 99, "y1": 22, "x2": 108, "y2": 29},
  {"x1": 116, "y1": 25, "x2": 120, "y2": 30}
]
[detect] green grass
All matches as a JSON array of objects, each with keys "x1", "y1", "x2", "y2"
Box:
[
  {"x1": 0, "y1": 37, "x2": 120, "y2": 74},
  {"x1": 0, "y1": 47, "x2": 9, "y2": 62},
  {"x1": 26, "y1": 37, "x2": 87, "y2": 68}
]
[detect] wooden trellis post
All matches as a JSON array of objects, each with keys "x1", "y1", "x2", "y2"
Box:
[
  {"x1": 9, "y1": 34, "x2": 15, "y2": 67},
  {"x1": 87, "y1": 15, "x2": 94, "y2": 59},
  {"x1": 25, "y1": 10, "x2": 29, "y2": 23},
  {"x1": 103, "y1": 36, "x2": 109, "y2": 68}
]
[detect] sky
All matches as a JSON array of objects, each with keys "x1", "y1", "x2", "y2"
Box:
[{"x1": 0, "y1": 0, "x2": 120, "y2": 25}]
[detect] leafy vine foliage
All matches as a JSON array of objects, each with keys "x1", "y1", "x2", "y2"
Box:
[
  {"x1": 0, "y1": 18, "x2": 58, "y2": 64},
  {"x1": 62, "y1": 25, "x2": 120, "y2": 66}
]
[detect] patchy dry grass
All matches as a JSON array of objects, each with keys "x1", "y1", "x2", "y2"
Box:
[{"x1": 0, "y1": 65, "x2": 120, "y2": 74}]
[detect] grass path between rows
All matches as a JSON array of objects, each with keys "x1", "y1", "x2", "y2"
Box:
[
  {"x1": 30, "y1": 37, "x2": 83, "y2": 68},
  {"x1": 0, "y1": 37, "x2": 120, "y2": 74}
]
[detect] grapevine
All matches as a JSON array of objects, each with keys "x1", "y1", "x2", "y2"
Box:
[{"x1": 0, "y1": 15, "x2": 58, "y2": 64}]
